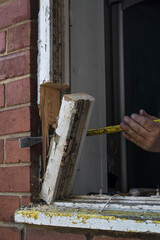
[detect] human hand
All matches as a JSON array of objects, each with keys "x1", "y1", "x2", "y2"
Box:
[{"x1": 120, "y1": 109, "x2": 160, "y2": 152}]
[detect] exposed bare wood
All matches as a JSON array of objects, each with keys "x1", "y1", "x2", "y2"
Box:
[
  {"x1": 41, "y1": 82, "x2": 69, "y2": 90},
  {"x1": 39, "y1": 83, "x2": 69, "y2": 172},
  {"x1": 40, "y1": 93, "x2": 95, "y2": 204}
]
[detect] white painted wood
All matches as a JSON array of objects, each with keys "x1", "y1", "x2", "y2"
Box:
[
  {"x1": 53, "y1": 195, "x2": 160, "y2": 212},
  {"x1": 53, "y1": 199, "x2": 160, "y2": 212},
  {"x1": 15, "y1": 197, "x2": 160, "y2": 233},
  {"x1": 38, "y1": 0, "x2": 70, "y2": 103},
  {"x1": 75, "y1": 194, "x2": 160, "y2": 205},
  {"x1": 38, "y1": 0, "x2": 51, "y2": 103},
  {"x1": 40, "y1": 93, "x2": 95, "y2": 204},
  {"x1": 15, "y1": 211, "x2": 160, "y2": 233}
]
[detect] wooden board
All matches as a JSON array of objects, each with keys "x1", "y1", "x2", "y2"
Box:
[
  {"x1": 40, "y1": 93, "x2": 95, "y2": 204},
  {"x1": 39, "y1": 83, "x2": 69, "y2": 172}
]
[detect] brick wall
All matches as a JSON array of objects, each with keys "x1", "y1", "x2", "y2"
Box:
[
  {"x1": 22, "y1": 228, "x2": 160, "y2": 240},
  {"x1": 0, "y1": 0, "x2": 40, "y2": 239},
  {"x1": 0, "y1": 0, "x2": 160, "y2": 240}
]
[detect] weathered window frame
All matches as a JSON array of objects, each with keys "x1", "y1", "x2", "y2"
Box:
[
  {"x1": 15, "y1": 0, "x2": 160, "y2": 234},
  {"x1": 15, "y1": 195, "x2": 160, "y2": 233},
  {"x1": 37, "y1": 0, "x2": 70, "y2": 103},
  {"x1": 37, "y1": 0, "x2": 160, "y2": 208}
]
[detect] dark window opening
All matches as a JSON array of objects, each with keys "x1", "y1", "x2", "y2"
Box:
[
  {"x1": 124, "y1": 0, "x2": 160, "y2": 189},
  {"x1": 106, "y1": 0, "x2": 160, "y2": 193}
]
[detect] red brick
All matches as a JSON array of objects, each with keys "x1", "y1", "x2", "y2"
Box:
[
  {"x1": 0, "y1": 31, "x2": 6, "y2": 53},
  {"x1": 93, "y1": 237, "x2": 140, "y2": 240},
  {"x1": 6, "y1": 78, "x2": 30, "y2": 106},
  {"x1": 0, "y1": 107, "x2": 30, "y2": 136},
  {"x1": 26, "y1": 230, "x2": 86, "y2": 240},
  {"x1": 0, "y1": 0, "x2": 38, "y2": 29},
  {"x1": 0, "y1": 84, "x2": 4, "y2": 108},
  {"x1": 6, "y1": 78, "x2": 37, "y2": 106},
  {"x1": 21, "y1": 196, "x2": 31, "y2": 207},
  {"x1": 8, "y1": 22, "x2": 37, "y2": 52},
  {"x1": 0, "y1": 227, "x2": 21, "y2": 240},
  {"x1": 0, "y1": 196, "x2": 19, "y2": 222},
  {"x1": 0, "y1": 51, "x2": 30, "y2": 80},
  {"x1": 0, "y1": 140, "x2": 4, "y2": 163},
  {"x1": 5, "y1": 138, "x2": 30, "y2": 163},
  {"x1": 0, "y1": 166, "x2": 30, "y2": 192}
]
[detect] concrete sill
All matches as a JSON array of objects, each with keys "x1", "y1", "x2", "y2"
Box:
[{"x1": 15, "y1": 195, "x2": 160, "y2": 233}]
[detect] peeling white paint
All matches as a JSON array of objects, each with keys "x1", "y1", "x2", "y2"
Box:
[
  {"x1": 15, "y1": 197, "x2": 160, "y2": 233},
  {"x1": 52, "y1": 200, "x2": 160, "y2": 212},
  {"x1": 40, "y1": 93, "x2": 95, "y2": 204},
  {"x1": 38, "y1": 0, "x2": 51, "y2": 103},
  {"x1": 37, "y1": 0, "x2": 70, "y2": 103},
  {"x1": 40, "y1": 98, "x2": 75, "y2": 203}
]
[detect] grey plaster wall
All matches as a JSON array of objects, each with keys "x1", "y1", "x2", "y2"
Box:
[{"x1": 70, "y1": 0, "x2": 108, "y2": 194}]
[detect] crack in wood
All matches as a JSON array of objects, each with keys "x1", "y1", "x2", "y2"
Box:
[{"x1": 40, "y1": 93, "x2": 95, "y2": 204}]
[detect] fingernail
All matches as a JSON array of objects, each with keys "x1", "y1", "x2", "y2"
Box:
[
  {"x1": 124, "y1": 116, "x2": 128, "y2": 122},
  {"x1": 131, "y1": 113, "x2": 136, "y2": 119},
  {"x1": 140, "y1": 109, "x2": 145, "y2": 115},
  {"x1": 140, "y1": 109, "x2": 143, "y2": 115}
]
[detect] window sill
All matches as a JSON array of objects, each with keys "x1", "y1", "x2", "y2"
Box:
[{"x1": 15, "y1": 195, "x2": 160, "y2": 233}]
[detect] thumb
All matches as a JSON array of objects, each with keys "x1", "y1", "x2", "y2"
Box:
[{"x1": 139, "y1": 109, "x2": 157, "y2": 120}]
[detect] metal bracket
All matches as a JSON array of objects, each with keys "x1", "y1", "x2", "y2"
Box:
[{"x1": 19, "y1": 135, "x2": 54, "y2": 148}]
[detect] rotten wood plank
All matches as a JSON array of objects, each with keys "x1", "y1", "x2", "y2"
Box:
[{"x1": 40, "y1": 93, "x2": 95, "y2": 204}]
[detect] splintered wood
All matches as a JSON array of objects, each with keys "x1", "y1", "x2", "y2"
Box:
[
  {"x1": 40, "y1": 93, "x2": 95, "y2": 204},
  {"x1": 40, "y1": 85, "x2": 60, "y2": 173},
  {"x1": 39, "y1": 83, "x2": 68, "y2": 172}
]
